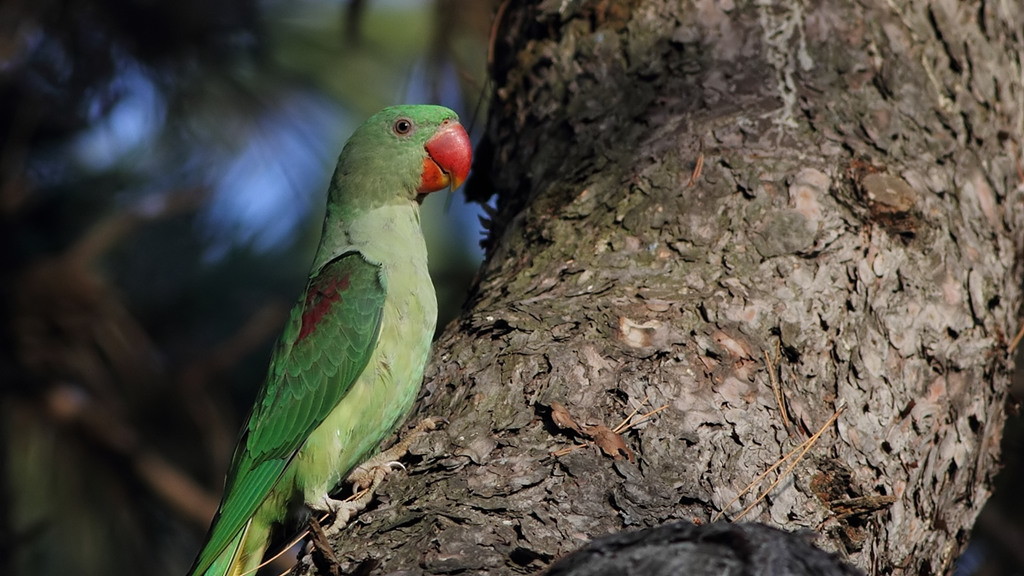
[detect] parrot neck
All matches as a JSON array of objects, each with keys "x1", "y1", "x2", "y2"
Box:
[{"x1": 311, "y1": 200, "x2": 426, "y2": 272}]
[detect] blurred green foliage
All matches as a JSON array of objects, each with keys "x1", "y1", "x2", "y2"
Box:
[{"x1": 0, "y1": 1, "x2": 492, "y2": 575}]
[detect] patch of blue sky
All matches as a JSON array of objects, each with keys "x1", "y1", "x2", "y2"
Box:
[
  {"x1": 201, "y1": 90, "x2": 349, "y2": 260},
  {"x1": 72, "y1": 64, "x2": 165, "y2": 172}
]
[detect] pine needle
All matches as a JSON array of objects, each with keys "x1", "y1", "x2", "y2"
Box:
[
  {"x1": 712, "y1": 404, "x2": 845, "y2": 523},
  {"x1": 764, "y1": 345, "x2": 792, "y2": 431},
  {"x1": 1009, "y1": 322, "x2": 1024, "y2": 353}
]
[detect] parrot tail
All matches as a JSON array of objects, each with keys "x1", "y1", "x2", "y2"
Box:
[{"x1": 191, "y1": 519, "x2": 272, "y2": 576}]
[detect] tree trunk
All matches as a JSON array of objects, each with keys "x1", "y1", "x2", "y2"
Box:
[{"x1": 320, "y1": 1, "x2": 1024, "y2": 574}]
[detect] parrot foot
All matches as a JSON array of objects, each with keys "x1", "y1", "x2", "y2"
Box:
[
  {"x1": 346, "y1": 416, "x2": 447, "y2": 491},
  {"x1": 316, "y1": 494, "x2": 373, "y2": 537},
  {"x1": 311, "y1": 417, "x2": 446, "y2": 537}
]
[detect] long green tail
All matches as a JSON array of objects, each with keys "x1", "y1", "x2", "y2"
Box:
[
  {"x1": 189, "y1": 455, "x2": 289, "y2": 576},
  {"x1": 192, "y1": 519, "x2": 272, "y2": 576}
]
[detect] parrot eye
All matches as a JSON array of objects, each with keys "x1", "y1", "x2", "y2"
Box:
[{"x1": 393, "y1": 118, "x2": 413, "y2": 135}]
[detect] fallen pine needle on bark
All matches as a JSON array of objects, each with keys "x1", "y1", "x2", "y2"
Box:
[
  {"x1": 712, "y1": 404, "x2": 846, "y2": 523},
  {"x1": 688, "y1": 152, "x2": 704, "y2": 187},
  {"x1": 1009, "y1": 321, "x2": 1024, "y2": 353},
  {"x1": 615, "y1": 404, "x2": 669, "y2": 434},
  {"x1": 764, "y1": 344, "x2": 792, "y2": 432},
  {"x1": 613, "y1": 394, "x2": 653, "y2": 432}
]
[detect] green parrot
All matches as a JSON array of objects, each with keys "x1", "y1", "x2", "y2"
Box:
[{"x1": 188, "y1": 105, "x2": 472, "y2": 576}]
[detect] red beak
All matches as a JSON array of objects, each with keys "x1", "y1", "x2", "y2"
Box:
[{"x1": 418, "y1": 119, "x2": 472, "y2": 194}]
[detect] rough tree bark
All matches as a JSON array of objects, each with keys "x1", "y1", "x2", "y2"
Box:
[{"x1": 314, "y1": 1, "x2": 1024, "y2": 574}]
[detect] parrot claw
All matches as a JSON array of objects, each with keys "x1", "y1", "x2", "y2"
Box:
[
  {"x1": 316, "y1": 496, "x2": 367, "y2": 537},
  {"x1": 350, "y1": 462, "x2": 405, "y2": 494}
]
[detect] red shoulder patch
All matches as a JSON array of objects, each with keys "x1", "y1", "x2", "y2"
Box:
[{"x1": 297, "y1": 273, "x2": 351, "y2": 342}]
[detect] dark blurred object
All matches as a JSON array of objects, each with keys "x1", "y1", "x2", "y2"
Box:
[{"x1": 545, "y1": 521, "x2": 863, "y2": 576}]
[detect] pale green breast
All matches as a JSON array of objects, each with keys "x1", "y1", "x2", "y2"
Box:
[{"x1": 292, "y1": 201, "x2": 437, "y2": 500}]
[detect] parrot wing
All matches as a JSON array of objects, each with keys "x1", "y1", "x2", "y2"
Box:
[{"x1": 191, "y1": 250, "x2": 386, "y2": 575}]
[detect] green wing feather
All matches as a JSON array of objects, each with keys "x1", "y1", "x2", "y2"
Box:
[{"x1": 190, "y1": 251, "x2": 386, "y2": 575}]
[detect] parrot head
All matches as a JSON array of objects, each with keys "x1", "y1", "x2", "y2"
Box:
[{"x1": 331, "y1": 105, "x2": 472, "y2": 209}]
